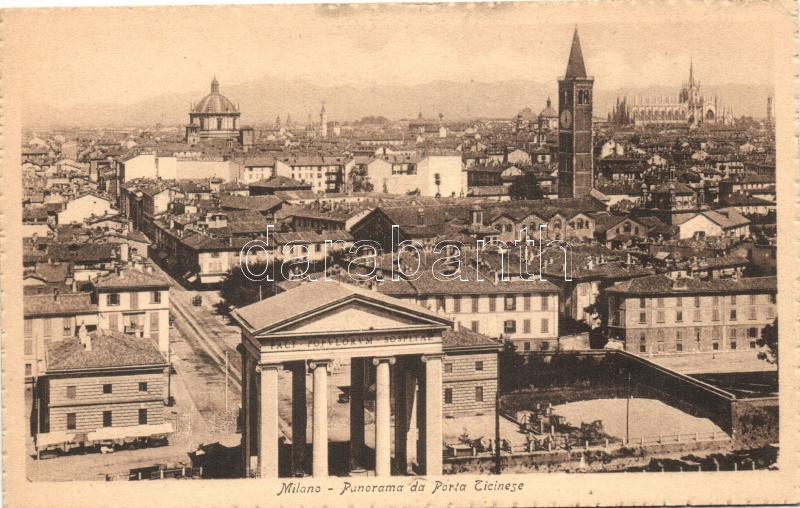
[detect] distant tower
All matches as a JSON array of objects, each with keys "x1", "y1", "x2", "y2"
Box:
[
  {"x1": 558, "y1": 27, "x2": 594, "y2": 199},
  {"x1": 275, "y1": 115, "x2": 281, "y2": 129},
  {"x1": 766, "y1": 96, "x2": 774, "y2": 126},
  {"x1": 320, "y1": 102, "x2": 328, "y2": 138}
]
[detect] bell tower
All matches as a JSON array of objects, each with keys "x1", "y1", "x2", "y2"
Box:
[{"x1": 558, "y1": 28, "x2": 594, "y2": 198}]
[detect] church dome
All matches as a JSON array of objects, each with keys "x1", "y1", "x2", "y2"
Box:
[
  {"x1": 192, "y1": 77, "x2": 239, "y2": 114},
  {"x1": 539, "y1": 97, "x2": 557, "y2": 118}
]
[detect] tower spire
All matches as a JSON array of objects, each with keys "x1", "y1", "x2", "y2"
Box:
[
  {"x1": 689, "y1": 57, "x2": 694, "y2": 87},
  {"x1": 565, "y1": 27, "x2": 587, "y2": 78}
]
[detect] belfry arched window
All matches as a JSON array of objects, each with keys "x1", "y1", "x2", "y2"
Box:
[{"x1": 217, "y1": 118, "x2": 223, "y2": 130}]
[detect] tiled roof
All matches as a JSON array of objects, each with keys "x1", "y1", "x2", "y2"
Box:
[
  {"x1": 46, "y1": 331, "x2": 166, "y2": 372},
  {"x1": 48, "y1": 243, "x2": 118, "y2": 264},
  {"x1": 219, "y1": 195, "x2": 284, "y2": 212},
  {"x1": 233, "y1": 280, "x2": 450, "y2": 333},
  {"x1": 606, "y1": 275, "x2": 777, "y2": 296},
  {"x1": 249, "y1": 176, "x2": 309, "y2": 190},
  {"x1": 24, "y1": 292, "x2": 97, "y2": 317},
  {"x1": 94, "y1": 267, "x2": 169, "y2": 290},
  {"x1": 442, "y1": 326, "x2": 501, "y2": 350},
  {"x1": 33, "y1": 262, "x2": 70, "y2": 284}
]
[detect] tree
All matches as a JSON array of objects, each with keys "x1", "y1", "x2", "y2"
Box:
[
  {"x1": 220, "y1": 263, "x2": 283, "y2": 309},
  {"x1": 508, "y1": 172, "x2": 543, "y2": 200},
  {"x1": 756, "y1": 318, "x2": 778, "y2": 364}
]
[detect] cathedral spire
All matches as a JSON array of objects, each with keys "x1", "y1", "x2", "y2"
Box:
[
  {"x1": 689, "y1": 58, "x2": 694, "y2": 87},
  {"x1": 565, "y1": 27, "x2": 587, "y2": 79}
]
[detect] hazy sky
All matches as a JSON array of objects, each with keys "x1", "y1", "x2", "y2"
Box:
[{"x1": 6, "y1": 2, "x2": 779, "y2": 110}]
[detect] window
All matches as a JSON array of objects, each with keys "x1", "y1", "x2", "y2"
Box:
[
  {"x1": 475, "y1": 361, "x2": 484, "y2": 371},
  {"x1": 523, "y1": 319, "x2": 531, "y2": 334},
  {"x1": 523, "y1": 342, "x2": 531, "y2": 352},
  {"x1": 444, "y1": 363, "x2": 453, "y2": 374},
  {"x1": 730, "y1": 309, "x2": 737, "y2": 321},
  {"x1": 639, "y1": 334, "x2": 647, "y2": 353},
  {"x1": 676, "y1": 310, "x2": 683, "y2": 323},
  {"x1": 150, "y1": 291, "x2": 161, "y2": 304},
  {"x1": 695, "y1": 327, "x2": 702, "y2": 341},
  {"x1": 102, "y1": 384, "x2": 112, "y2": 394},
  {"x1": 540, "y1": 341, "x2": 550, "y2": 351},
  {"x1": 694, "y1": 296, "x2": 701, "y2": 307},
  {"x1": 25, "y1": 364, "x2": 32, "y2": 377},
  {"x1": 541, "y1": 296, "x2": 549, "y2": 311},
  {"x1": 504, "y1": 320, "x2": 517, "y2": 334},
  {"x1": 138, "y1": 408, "x2": 148, "y2": 425},
  {"x1": 693, "y1": 309, "x2": 701, "y2": 322},
  {"x1": 766, "y1": 306, "x2": 775, "y2": 319},
  {"x1": 656, "y1": 311, "x2": 665, "y2": 323},
  {"x1": 24, "y1": 339, "x2": 33, "y2": 356},
  {"x1": 524, "y1": 295, "x2": 531, "y2": 311},
  {"x1": 106, "y1": 293, "x2": 120, "y2": 306},
  {"x1": 580, "y1": 285, "x2": 588, "y2": 296},
  {"x1": 63, "y1": 317, "x2": 72, "y2": 336},
  {"x1": 769, "y1": 294, "x2": 777, "y2": 304},
  {"x1": 444, "y1": 388, "x2": 453, "y2": 404},
  {"x1": 43, "y1": 319, "x2": 51, "y2": 337},
  {"x1": 657, "y1": 298, "x2": 664, "y2": 308},
  {"x1": 639, "y1": 298, "x2": 646, "y2": 309},
  {"x1": 66, "y1": 386, "x2": 76, "y2": 399},
  {"x1": 108, "y1": 313, "x2": 119, "y2": 331},
  {"x1": 749, "y1": 294, "x2": 756, "y2": 305},
  {"x1": 489, "y1": 297, "x2": 497, "y2": 312},
  {"x1": 676, "y1": 341, "x2": 683, "y2": 352},
  {"x1": 748, "y1": 307, "x2": 756, "y2": 320},
  {"x1": 453, "y1": 296, "x2": 461, "y2": 313},
  {"x1": 712, "y1": 309, "x2": 720, "y2": 321},
  {"x1": 676, "y1": 297, "x2": 682, "y2": 308},
  {"x1": 471, "y1": 321, "x2": 479, "y2": 332},
  {"x1": 471, "y1": 296, "x2": 479, "y2": 313},
  {"x1": 210, "y1": 252, "x2": 220, "y2": 258},
  {"x1": 103, "y1": 411, "x2": 112, "y2": 427},
  {"x1": 475, "y1": 386, "x2": 484, "y2": 402},
  {"x1": 504, "y1": 295, "x2": 516, "y2": 311},
  {"x1": 24, "y1": 319, "x2": 32, "y2": 337},
  {"x1": 639, "y1": 312, "x2": 647, "y2": 324},
  {"x1": 712, "y1": 295, "x2": 719, "y2": 306},
  {"x1": 713, "y1": 342, "x2": 720, "y2": 351},
  {"x1": 139, "y1": 382, "x2": 148, "y2": 392},
  {"x1": 540, "y1": 318, "x2": 549, "y2": 334},
  {"x1": 436, "y1": 296, "x2": 446, "y2": 312},
  {"x1": 748, "y1": 327, "x2": 758, "y2": 338},
  {"x1": 66, "y1": 413, "x2": 76, "y2": 431},
  {"x1": 730, "y1": 295, "x2": 737, "y2": 305},
  {"x1": 730, "y1": 340, "x2": 737, "y2": 350}
]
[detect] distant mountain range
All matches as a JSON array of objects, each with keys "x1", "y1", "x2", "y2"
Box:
[{"x1": 23, "y1": 77, "x2": 773, "y2": 129}]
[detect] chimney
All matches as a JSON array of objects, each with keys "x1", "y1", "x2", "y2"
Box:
[
  {"x1": 53, "y1": 288, "x2": 60, "y2": 302},
  {"x1": 71, "y1": 279, "x2": 77, "y2": 292},
  {"x1": 78, "y1": 323, "x2": 91, "y2": 351},
  {"x1": 626, "y1": 253, "x2": 632, "y2": 266}
]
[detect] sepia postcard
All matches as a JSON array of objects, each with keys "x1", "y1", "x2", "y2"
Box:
[{"x1": 1, "y1": 1, "x2": 798, "y2": 506}]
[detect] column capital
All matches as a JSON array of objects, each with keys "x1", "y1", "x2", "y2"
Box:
[
  {"x1": 372, "y1": 356, "x2": 396, "y2": 366},
  {"x1": 308, "y1": 359, "x2": 333, "y2": 373},
  {"x1": 421, "y1": 353, "x2": 444, "y2": 363},
  {"x1": 256, "y1": 362, "x2": 283, "y2": 373}
]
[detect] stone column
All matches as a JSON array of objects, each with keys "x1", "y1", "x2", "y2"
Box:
[
  {"x1": 310, "y1": 360, "x2": 331, "y2": 477},
  {"x1": 422, "y1": 354, "x2": 443, "y2": 476},
  {"x1": 240, "y1": 347, "x2": 251, "y2": 477},
  {"x1": 258, "y1": 363, "x2": 281, "y2": 478},
  {"x1": 349, "y1": 357, "x2": 366, "y2": 470},
  {"x1": 291, "y1": 361, "x2": 307, "y2": 476},
  {"x1": 393, "y1": 358, "x2": 414, "y2": 475},
  {"x1": 373, "y1": 357, "x2": 395, "y2": 477}
]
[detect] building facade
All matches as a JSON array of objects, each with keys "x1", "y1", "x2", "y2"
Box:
[{"x1": 607, "y1": 275, "x2": 777, "y2": 355}]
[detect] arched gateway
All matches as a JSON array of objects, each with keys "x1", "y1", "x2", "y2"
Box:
[{"x1": 232, "y1": 281, "x2": 452, "y2": 478}]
